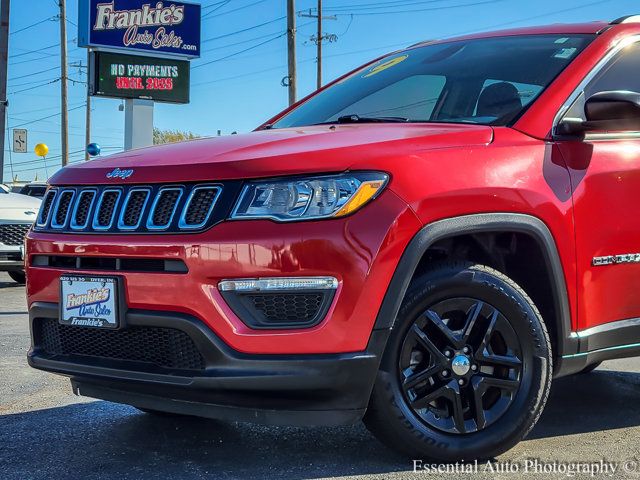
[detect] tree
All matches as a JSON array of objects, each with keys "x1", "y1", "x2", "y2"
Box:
[{"x1": 153, "y1": 128, "x2": 200, "y2": 145}]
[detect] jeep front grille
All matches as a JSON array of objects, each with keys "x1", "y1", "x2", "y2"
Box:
[{"x1": 35, "y1": 183, "x2": 231, "y2": 234}]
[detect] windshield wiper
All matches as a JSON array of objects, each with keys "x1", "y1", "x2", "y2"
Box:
[{"x1": 317, "y1": 114, "x2": 410, "y2": 125}]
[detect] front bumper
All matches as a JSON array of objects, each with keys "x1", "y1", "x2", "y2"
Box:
[
  {"x1": 0, "y1": 246, "x2": 24, "y2": 271},
  {"x1": 28, "y1": 303, "x2": 388, "y2": 426},
  {"x1": 26, "y1": 190, "x2": 420, "y2": 355}
]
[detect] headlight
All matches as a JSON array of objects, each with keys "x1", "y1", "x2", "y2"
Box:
[{"x1": 230, "y1": 172, "x2": 389, "y2": 221}]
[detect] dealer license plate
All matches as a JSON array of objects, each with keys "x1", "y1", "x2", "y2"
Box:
[{"x1": 59, "y1": 275, "x2": 120, "y2": 329}]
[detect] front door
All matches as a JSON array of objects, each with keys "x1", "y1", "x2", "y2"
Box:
[{"x1": 558, "y1": 39, "x2": 640, "y2": 332}]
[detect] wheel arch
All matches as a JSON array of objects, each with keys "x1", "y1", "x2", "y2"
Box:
[{"x1": 372, "y1": 213, "x2": 577, "y2": 373}]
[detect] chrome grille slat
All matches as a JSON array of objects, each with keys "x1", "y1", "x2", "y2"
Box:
[
  {"x1": 51, "y1": 190, "x2": 75, "y2": 229},
  {"x1": 37, "y1": 190, "x2": 57, "y2": 227},
  {"x1": 147, "y1": 187, "x2": 183, "y2": 230},
  {"x1": 92, "y1": 189, "x2": 122, "y2": 230},
  {"x1": 71, "y1": 190, "x2": 97, "y2": 230},
  {"x1": 118, "y1": 188, "x2": 151, "y2": 230},
  {"x1": 34, "y1": 184, "x2": 223, "y2": 234},
  {"x1": 179, "y1": 186, "x2": 221, "y2": 229}
]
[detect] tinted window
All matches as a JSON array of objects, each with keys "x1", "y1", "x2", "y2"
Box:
[
  {"x1": 333, "y1": 75, "x2": 446, "y2": 121},
  {"x1": 585, "y1": 42, "x2": 640, "y2": 97},
  {"x1": 21, "y1": 185, "x2": 46, "y2": 197},
  {"x1": 272, "y1": 34, "x2": 594, "y2": 128}
]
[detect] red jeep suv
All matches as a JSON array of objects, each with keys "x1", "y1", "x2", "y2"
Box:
[{"x1": 26, "y1": 17, "x2": 640, "y2": 461}]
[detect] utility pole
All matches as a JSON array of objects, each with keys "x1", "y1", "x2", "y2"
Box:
[
  {"x1": 0, "y1": 0, "x2": 10, "y2": 184},
  {"x1": 85, "y1": 50, "x2": 91, "y2": 160},
  {"x1": 317, "y1": 0, "x2": 322, "y2": 89},
  {"x1": 299, "y1": 6, "x2": 336, "y2": 91},
  {"x1": 58, "y1": 0, "x2": 69, "y2": 167},
  {"x1": 70, "y1": 56, "x2": 91, "y2": 161},
  {"x1": 286, "y1": 0, "x2": 296, "y2": 106}
]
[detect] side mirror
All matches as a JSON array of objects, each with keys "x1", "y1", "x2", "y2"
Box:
[{"x1": 556, "y1": 90, "x2": 640, "y2": 136}]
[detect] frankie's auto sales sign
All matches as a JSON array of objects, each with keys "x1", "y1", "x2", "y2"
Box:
[{"x1": 78, "y1": 1, "x2": 201, "y2": 59}]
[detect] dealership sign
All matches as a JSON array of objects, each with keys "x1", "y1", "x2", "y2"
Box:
[
  {"x1": 91, "y1": 51, "x2": 190, "y2": 103},
  {"x1": 78, "y1": 0, "x2": 201, "y2": 58}
]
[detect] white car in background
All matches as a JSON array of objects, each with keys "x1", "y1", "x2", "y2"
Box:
[{"x1": 0, "y1": 184, "x2": 40, "y2": 284}]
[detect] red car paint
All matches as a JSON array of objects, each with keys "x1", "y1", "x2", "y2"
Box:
[{"x1": 25, "y1": 19, "x2": 640, "y2": 354}]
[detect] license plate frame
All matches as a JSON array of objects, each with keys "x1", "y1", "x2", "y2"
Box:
[{"x1": 59, "y1": 275, "x2": 122, "y2": 329}]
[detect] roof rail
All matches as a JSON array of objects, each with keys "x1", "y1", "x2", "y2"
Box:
[{"x1": 611, "y1": 15, "x2": 640, "y2": 24}]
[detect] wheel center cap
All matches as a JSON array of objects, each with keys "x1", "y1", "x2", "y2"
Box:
[{"x1": 451, "y1": 355, "x2": 471, "y2": 376}]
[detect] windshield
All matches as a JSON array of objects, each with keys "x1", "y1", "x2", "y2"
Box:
[{"x1": 272, "y1": 34, "x2": 594, "y2": 128}]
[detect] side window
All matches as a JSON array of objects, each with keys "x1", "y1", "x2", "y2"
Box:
[
  {"x1": 333, "y1": 75, "x2": 446, "y2": 121},
  {"x1": 561, "y1": 42, "x2": 640, "y2": 123},
  {"x1": 585, "y1": 42, "x2": 640, "y2": 97}
]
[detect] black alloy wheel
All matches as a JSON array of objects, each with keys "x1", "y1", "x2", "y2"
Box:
[
  {"x1": 364, "y1": 262, "x2": 552, "y2": 461},
  {"x1": 399, "y1": 297, "x2": 522, "y2": 434}
]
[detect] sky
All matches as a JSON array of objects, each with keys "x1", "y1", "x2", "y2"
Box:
[{"x1": 3, "y1": 0, "x2": 639, "y2": 182}]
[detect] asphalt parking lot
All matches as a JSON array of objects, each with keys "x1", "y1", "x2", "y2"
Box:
[{"x1": 1, "y1": 271, "x2": 639, "y2": 480}]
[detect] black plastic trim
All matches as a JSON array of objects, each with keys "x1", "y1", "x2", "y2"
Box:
[
  {"x1": 220, "y1": 289, "x2": 335, "y2": 329},
  {"x1": 371, "y1": 213, "x2": 576, "y2": 373},
  {"x1": 28, "y1": 302, "x2": 387, "y2": 426},
  {"x1": 574, "y1": 317, "x2": 640, "y2": 352},
  {"x1": 31, "y1": 255, "x2": 189, "y2": 274},
  {"x1": 560, "y1": 319, "x2": 640, "y2": 375}
]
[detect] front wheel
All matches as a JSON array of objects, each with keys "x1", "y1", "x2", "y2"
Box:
[
  {"x1": 364, "y1": 262, "x2": 552, "y2": 461},
  {"x1": 8, "y1": 270, "x2": 26, "y2": 284}
]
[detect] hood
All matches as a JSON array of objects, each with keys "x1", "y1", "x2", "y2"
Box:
[
  {"x1": 0, "y1": 192, "x2": 40, "y2": 222},
  {"x1": 50, "y1": 123, "x2": 494, "y2": 185}
]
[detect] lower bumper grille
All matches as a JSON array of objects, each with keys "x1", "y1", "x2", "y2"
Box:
[{"x1": 35, "y1": 318, "x2": 205, "y2": 371}]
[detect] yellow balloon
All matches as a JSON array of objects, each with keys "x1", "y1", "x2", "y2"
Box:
[{"x1": 35, "y1": 143, "x2": 49, "y2": 157}]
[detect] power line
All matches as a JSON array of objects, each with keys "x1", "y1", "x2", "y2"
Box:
[
  {"x1": 201, "y1": 20, "x2": 314, "y2": 54},
  {"x1": 194, "y1": 33, "x2": 286, "y2": 69},
  {"x1": 9, "y1": 37, "x2": 77, "y2": 65},
  {"x1": 202, "y1": 29, "x2": 286, "y2": 53},
  {"x1": 203, "y1": 0, "x2": 268, "y2": 20},
  {"x1": 9, "y1": 78, "x2": 60, "y2": 95},
  {"x1": 7, "y1": 101, "x2": 84, "y2": 118},
  {"x1": 8, "y1": 76, "x2": 60, "y2": 89},
  {"x1": 331, "y1": 0, "x2": 505, "y2": 16},
  {"x1": 11, "y1": 16, "x2": 57, "y2": 36},
  {"x1": 11, "y1": 104, "x2": 85, "y2": 128},
  {"x1": 202, "y1": 0, "x2": 231, "y2": 11},
  {"x1": 11, "y1": 42, "x2": 60, "y2": 59},
  {"x1": 9, "y1": 66, "x2": 61, "y2": 82},
  {"x1": 324, "y1": 0, "x2": 458, "y2": 12},
  {"x1": 202, "y1": 16, "x2": 286, "y2": 43},
  {"x1": 192, "y1": 64, "x2": 284, "y2": 87}
]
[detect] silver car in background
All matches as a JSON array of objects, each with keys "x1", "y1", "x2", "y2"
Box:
[{"x1": 0, "y1": 184, "x2": 40, "y2": 283}]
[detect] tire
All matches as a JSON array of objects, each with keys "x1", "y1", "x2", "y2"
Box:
[
  {"x1": 364, "y1": 262, "x2": 552, "y2": 461},
  {"x1": 8, "y1": 270, "x2": 26, "y2": 284},
  {"x1": 578, "y1": 362, "x2": 602, "y2": 374}
]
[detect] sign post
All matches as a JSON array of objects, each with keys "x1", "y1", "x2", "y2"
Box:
[
  {"x1": 124, "y1": 99, "x2": 154, "y2": 150},
  {"x1": 78, "y1": 0, "x2": 201, "y2": 151}
]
